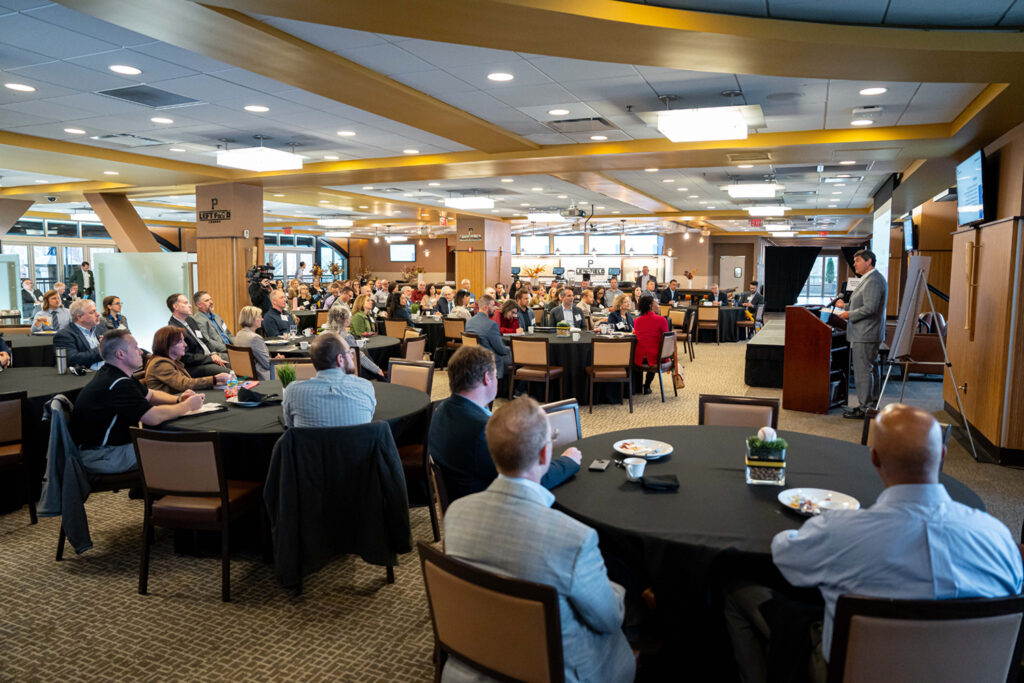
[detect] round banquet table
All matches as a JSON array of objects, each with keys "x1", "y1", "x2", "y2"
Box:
[
  {"x1": 5, "y1": 332, "x2": 56, "y2": 367},
  {"x1": 293, "y1": 310, "x2": 318, "y2": 332},
  {"x1": 161, "y1": 379, "x2": 429, "y2": 482},
  {"x1": 271, "y1": 334, "x2": 401, "y2": 369},
  {"x1": 673, "y1": 305, "x2": 746, "y2": 343},
  {"x1": 0, "y1": 366, "x2": 93, "y2": 513}
]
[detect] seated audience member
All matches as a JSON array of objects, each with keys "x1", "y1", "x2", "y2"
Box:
[
  {"x1": 607, "y1": 293, "x2": 635, "y2": 332},
  {"x1": 632, "y1": 294, "x2": 669, "y2": 394},
  {"x1": 577, "y1": 288, "x2": 596, "y2": 318},
  {"x1": 448, "y1": 289, "x2": 473, "y2": 320},
  {"x1": 592, "y1": 286, "x2": 606, "y2": 312},
  {"x1": 0, "y1": 333, "x2": 11, "y2": 368},
  {"x1": 436, "y1": 286, "x2": 454, "y2": 316},
  {"x1": 709, "y1": 283, "x2": 729, "y2": 305},
  {"x1": 63, "y1": 282, "x2": 80, "y2": 307},
  {"x1": 372, "y1": 279, "x2": 389, "y2": 308},
  {"x1": 422, "y1": 284, "x2": 440, "y2": 311},
  {"x1": 497, "y1": 298, "x2": 521, "y2": 335},
  {"x1": 459, "y1": 278, "x2": 476, "y2": 302},
  {"x1": 262, "y1": 289, "x2": 295, "y2": 338},
  {"x1": 494, "y1": 282, "x2": 507, "y2": 300},
  {"x1": 167, "y1": 293, "x2": 228, "y2": 378},
  {"x1": 100, "y1": 295, "x2": 129, "y2": 334},
  {"x1": 309, "y1": 277, "x2": 324, "y2": 306},
  {"x1": 323, "y1": 305, "x2": 385, "y2": 379},
  {"x1": 466, "y1": 295, "x2": 511, "y2": 378},
  {"x1": 350, "y1": 294, "x2": 377, "y2": 336},
  {"x1": 483, "y1": 286, "x2": 497, "y2": 300},
  {"x1": 70, "y1": 329, "x2": 205, "y2": 473},
  {"x1": 645, "y1": 279, "x2": 657, "y2": 298},
  {"x1": 442, "y1": 395, "x2": 635, "y2": 683},
  {"x1": 190, "y1": 290, "x2": 234, "y2": 355},
  {"x1": 547, "y1": 287, "x2": 586, "y2": 328},
  {"x1": 544, "y1": 284, "x2": 561, "y2": 311},
  {"x1": 604, "y1": 277, "x2": 622, "y2": 308},
  {"x1": 386, "y1": 289, "x2": 412, "y2": 323},
  {"x1": 282, "y1": 332, "x2": 376, "y2": 428},
  {"x1": 514, "y1": 288, "x2": 534, "y2": 332},
  {"x1": 411, "y1": 281, "x2": 427, "y2": 303},
  {"x1": 293, "y1": 284, "x2": 313, "y2": 311},
  {"x1": 53, "y1": 299, "x2": 104, "y2": 370},
  {"x1": 659, "y1": 279, "x2": 680, "y2": 305},
  {"x1": 21, "y1": 278, "x2": 42, "y2": 320},
  {"x1": 145, "y1": 326, "x2": 230, "y2": 394},
  {"x1": 725, "y1": 404, "x2": 1024, "y2": 682},
  {"x1": 428, "y1": 345, "x2": 580, "y2": 502},
  {"x1": 235, "y1": 305, "x2": 281, "y2": 380},
  {"x1": 321, "y1": 281, "x2": 341, "y2": 309},
  {"x1": 31, "y1": 289, "x2": 71, "y2": 333},
  {"x1": 336, "y1": 286, "x2": 355, "y2": 311},
  {"x1": 739, "y1": 281, "x2": 764, "y2": 308}
]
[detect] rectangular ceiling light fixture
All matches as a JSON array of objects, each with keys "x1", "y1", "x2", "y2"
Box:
[
  {"x1": 769, "y1": 231, "x2": 796, "y2": 237},
  {"x1": 317, "y1": 218, "x2": 354, "y2": 228},
  {"x1": 444, "y1": 197, "x2": 494, "y2": 210},
  {"x1": 324, "y1": 231, "x2": 351, "y2": 238},
  {"x1": 526, "y1": 212, "x2": 565, "y2": 223},
  {"x1": 216, "y1": 146, "x2": 303, "y2": 172},
  {"x1": 657, "y1": 106, "x2": 750, "y2": 143},
  {"x1": 747, "y1": 206, "x2": 789, "y2": 217},
  {"x1": 728, "y1": 183, "x2": 782, "y2": 199},
  {"x1": 385, "y1": 235, "x2": 407, "y2": 242}
]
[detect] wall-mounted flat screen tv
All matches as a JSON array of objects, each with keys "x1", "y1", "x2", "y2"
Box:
[
  {"x1": 389, "y1": 244, "x2": 416, "y2": 262},
  {"x1": 903, "y1": 220, "x2": 916, "y2": 252},
  {"x1": 956, "y1": 150, "x2": 986, "y2": 226}
]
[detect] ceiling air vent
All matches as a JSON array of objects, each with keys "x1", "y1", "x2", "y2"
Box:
[
  {"x1": 727, "y1": 152, "x2": 772, "y2": 163},
  {"x1": 547, "y1": 117, "x2": 615, "y2": 133},
  {"x1": 90, "y1": 133, "x2": 167, "y2": 147},
  {"x1": 96, "y1": 85, "x2": 200, "y2": 109}
]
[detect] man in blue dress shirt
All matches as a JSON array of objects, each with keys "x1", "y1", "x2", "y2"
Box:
[
  {"x1": 725, "y1": 403, "x2": 1023, "y2": 682},
  {"x1": 282, "y1": 332, "x2": 376, "y2": 428}
]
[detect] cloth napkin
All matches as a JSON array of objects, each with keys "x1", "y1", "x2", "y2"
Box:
[
  {"x1": 641, "y1": 474, "x2": 679, "y2": 491},
  {"x1": 238, "y1": 387, "x2": 281, "y2": 405}
]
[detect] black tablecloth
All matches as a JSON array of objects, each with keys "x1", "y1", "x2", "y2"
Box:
[
  {"x1": 375, "y1": 317, "x2": 445, "y2": 361},
  {"x1": 162, "y1": 380, "x2": 429, "y2": 481},
  {"x1": 6, "y1": 332, "x2": 56, "y2": 367},
  {"x1": 293, "y1": 310, "x2": 318, "y2": 332},
  {"x1": 503, "y1": 331, "x2": 628, "y2": 404},
  {"x1": 676, "y1": 305, "x2": 746, "y2": 343},
  {"x1": 0, "y1": 366, "x2": 92, "y2": 513},
  {"x1": 272, "y1": 334, "x2": 401, "y2": 370}
]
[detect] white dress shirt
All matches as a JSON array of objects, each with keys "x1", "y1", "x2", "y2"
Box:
[{"x1": 772, "y1": 483, "x2": 1023, "y2": 660}]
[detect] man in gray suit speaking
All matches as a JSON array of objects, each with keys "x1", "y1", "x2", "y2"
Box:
[
  {"x1": 442, "y1": 396, "x2": 635, "y2": 683},
  {"x1": 836, "y1": 249, "x2": 888, "y2": 419}
]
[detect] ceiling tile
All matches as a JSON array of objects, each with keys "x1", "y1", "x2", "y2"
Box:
[
  {"x1": 0, "y1": 106, "x2": 51, "y2": 127},
  {"x1": 998, "y1": 0, "x2": 1024, "y2": 24},
  {"x1": 441, "y1": 91, "x2": 539, "y2": 124},
  {"x1": 1, "y1": 97, "x2": 99, "y2": 122},
  {"x1": 766, "y1": 0, "x2": 888, "y2": 23},
  {"x1": 131, "y1": 42, "x2": 233, "y2": 74},
  {"x1": 445, "y1": 60, "x2": 554, "y2": 89},
  {"x1": 40, "y1": 92, "x2": 149, "y2": 116},
  {"x1": 526, "y1": 56, "x2": 639, "y2": 82},
  {"x1": 897, "y1": 82, "x2": 987, "y2": 125},
  {"x1": 516, "y1": 102, "x2": 603, "y2": 122},
  {"x1": 825, "y1": 80, "x2": 920, "y2": 128},
  {"x1": 24, "y1": 4, "x2": 155, "y2": 46},
  {"x1": 334, "y1": 43, "x2": 435, "y2": 76},
  {"x1": 147, "y1": 74, "x2": 266, "y2": 102},
  {"x1": 559, "y1": 76, "x2": 652, "y2": 103},
  {"x1": 206, "y1": 68, "x2": 297, "y2": 94},
  {"x1": 391, "y1": 38, "x2": 518, "y2": 68},
  {"x1": 0, "y1": 13, "x2": 117, "y2": 60},
  {"x1": 390, "y1": 69, "x2": 477, "y2": 98},
  {"x1": 0, "y1": 42, "x2": 51, "y2": 70},
  {"x1": 884, "y1": 0, "x2": 1014, "y2": 26},
  {"x1": 8, "y1": 60, "x2": 128, "y2": 92},
  {"x1": 67, "y1": 48, "x2": 200, "y2": 82},
  {"x1": 525, "y1": 132, "x2": 574, "y2": 145},
  {"x1": 259, "y1": 16, "x2": 388, "y2": 51},
  {"x1": 486, "y1": 83, "x2": 577, "y2": 108},
  {"x1": 0, "y1": 79, "x2": 76, "y2": 105}
]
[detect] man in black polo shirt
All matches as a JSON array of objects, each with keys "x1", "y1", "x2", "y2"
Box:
[{"x1": 71, "y1": 329, "x2": 204, "y2": 473}]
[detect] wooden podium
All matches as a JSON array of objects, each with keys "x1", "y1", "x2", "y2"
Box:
[{"x1": 783, "y1": 306, "x2": 850, "y2": 414}]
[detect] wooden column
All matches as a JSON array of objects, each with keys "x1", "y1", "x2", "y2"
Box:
[
  {"x1": 0, "y1": 198, "x2": 32, "y2": 236},
  {"x1": 194, "y1": 182, "x2": 264, "y2": 333},
  {"x1": 84, "y1": 192, "x2": 162, "y2": 252},
  {"x1": 454, "y1": 215, "x2": 511, "y2": 293}
]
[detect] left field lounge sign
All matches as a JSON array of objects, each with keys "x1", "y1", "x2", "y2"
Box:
[{"x1": 198, "y1": 198, "x2": 231, "y2": 223}]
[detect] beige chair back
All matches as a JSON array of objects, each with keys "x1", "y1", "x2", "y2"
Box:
[
  {"x1": 698, "y1": 306, "x2": 720, "y2": 322},
  {"x1": 511, "y1": 338, "x2": 548, "y2": 366},
  {"x1": 533, "y1": 307, "x2": 545, "y2": 325},
  {"x1": 461, "y1": 333, "x2": 479, "y2": 347},
  {"x1": 443, "y1": 318, "x2": 466, "y2": 340},
  {"x1": 385, "y1": 320, "x2": 408, "y2": 339},
  {"x1": 699, "y1": 394, "x2": 780, "y2": 429},
  {"x1": 315, "y1": 310, "x2": 330, "y2": 328},
  {"x1": 292, "y1": 361, "x2": 317, "y2": 380},
  {"x1": 418, "y1": 543, "x2": 563, "y2": 683},
  {"x1": 389, "y1": 359, "x2": 434, "y2": 394},
  {"x1": 226, "y1": 344, "x2": 256, "y2": 378},
  {"x1": 542, "y1": 399, "x2": 581, "y2": 451},
  {"x1": 133, "y1": 433, "x2": 220, "y2": 494},
  {"x1": 669, "y1": 309, "x2": 688, "y2": 329},
  {"x1": 404, "y1": 335, "x2": 427, "y2": 361},
  {"x1": 659, "y1": 332, "x2": 676, "y2": 361},
  {"x1": 404, "y1": 328, "x2": 420, "y2": 339},
  {"x1": 659, "y1": 304, "x2": 670, "y2": 317},
  {"x1": 0, "y1": 392, "x2": 24, "y2": 443},
  {"x1": 592, "y1": 338, "x2": 632, "y2": 367}
]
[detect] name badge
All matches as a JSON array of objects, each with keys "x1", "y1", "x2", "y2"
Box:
[{"x1": 194, "y1": 329, "x2": 204, "y2": 339}]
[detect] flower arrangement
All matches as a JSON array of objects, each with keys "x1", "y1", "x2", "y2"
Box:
[
  {"x1": 521, "y1": 265, "x2": 545, "y2": 280},
  {"x1": 357, "y1": 266, "x2": 373, "y2": 282},
  {"x1": 745, "y1": 308, "x2": 755, "y2": 322},
  {"x1": 682, "y1": 269, "x2": 697, "y2": 281},
  {"x1": 328, "y1": 262, "x2": 341, "y2": 278},
  {"x1": 400, "y1": 264, "x2": 425, "y2": 282},
  {"x1": 311, "y1": 264, "x2": 323, "y2": 279}
]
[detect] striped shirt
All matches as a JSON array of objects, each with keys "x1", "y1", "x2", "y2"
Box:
[{"x1": 282, "y1": 368, "x2": 376, "y2": 428}]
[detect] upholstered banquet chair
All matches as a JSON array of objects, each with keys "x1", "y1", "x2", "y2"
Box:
[{"x1": 698, "y1": 394, "x2": 779, "y2": 429}]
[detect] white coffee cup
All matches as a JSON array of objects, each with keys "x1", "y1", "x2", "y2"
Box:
[
  {"x1": 572, "y1": 332, "x2": 580, "y2": 341},
  {"x1": 624, "y1": 457, "x2": 646, "y2": 481},
  {"x1": 299, "y1": 341, "x2": 310, "y2": 350},
  {"x1": 528, "y1": 326, "x2": 535, "y2": 334}
]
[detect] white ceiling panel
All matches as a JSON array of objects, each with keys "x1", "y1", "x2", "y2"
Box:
[
  {"x1": 208, "y1": 68, "x2": 299, "y2": 95},
  {"x1": 0, "y1": 106, "x2": 50, "y2": 127},
  {"x1": 67, "y1": 48, "x2": 200, "y2": 82},
  {"x1": 825, "y1": 80, "x2": 921, "y2": 128},
  {"x1": 130, "y1": 42, "x2": 232, "y2": 74},
  {"x1": 334, "y1": 43, "x2": 435, "y2": 76},
  {"x1": 0, "y1": 0, "x2": 52, "y2": 10},
  {"x1": 525, "y1": 132, "x2": 575, "y2": 145},
  {"x1": 392, "y1": 38, "x2": 518, "y2": 68},
  {"x1": 1000, "y1": 0, "x2": 1024, "y2": 24},
  {"x1": 172, "y1": 103, "x2": 250, "y2": 125},
  {"x1": 766, "y1": 0, "x2": 888, "y2": 23},
  {"x1": 24, "y1": 4, "x2": 155, "y2": 47},
  {"x1": 445, "y1": 60, "x2": 555, "y2": 90},
  {"x1": 0, "y1": 13, "x2": 117, "y2": 60},
  {"x1": 487, "y1": 83, "x2": 577, "y2": 108},
  {"x1": 0, "y1": 41, "x2": 50, "y2": 69},
  {"x1": 147, "y1": 74, "x2": 262, "y2": 102},
  {"x1": 0, "y1": 79, "x2": 76, "y2": 105},
  {"x1": 527, "y1": 56, "x2": 639, "y2": 82},
  {"x1": 885, "y1": 0, "x2": 1015, "y2": 26},
  {"x1": 390, "y1": 69, "x2": 477, "y2": 98},
  {"x1": 441, "y1": 91, "x2": 540, "y2": 125},
  {"x1": 1, "y1": 97, "x2": 100, "y2": 122},
  {"x1": 259, "y1": 16, "x2": 389, "y2": 51},
  {"x1": 0, "y1": 167, "x2": 83, "y2": 185},
  {"x1": 38, "y1": 91, "x2": 150, "y2": 116},
  {"x1": 559, "y1": 76, "x2": 654, "y2": 103},
  {"x1": 516, "y1": 102, "x2": 603, "y2": 122},
  {"x1": 897, "y1": 82, "x2": 987, "y2": 125},
  {"x1": 8, "y1": 60, "x2": 129, "y2": 92}
]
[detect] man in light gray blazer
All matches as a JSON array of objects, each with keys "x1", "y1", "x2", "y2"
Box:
[
  {"x1": 189, "y1": 290, "x2": 234, "y2": 355},
  {"x1": 442, "y1": 396, "x2": 635, "y2": 683},
  {"x1": 837, "y1": 249, "x2": 888, "y2": 419}
]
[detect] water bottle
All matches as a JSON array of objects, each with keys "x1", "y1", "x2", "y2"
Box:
[
  {"x1": 289, "y1": 319, "x2": 298, "y2": 338},
  {"x1": 55, "y1": 347, "x2": 69, "y2": 375},
  {"x1": 226, "y1": 371, "x2": 238, "y2": 398}
]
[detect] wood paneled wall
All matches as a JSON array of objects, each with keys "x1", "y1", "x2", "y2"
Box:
[{"x1": 196, "y1": 237, "x2": 263, "y2": 333}]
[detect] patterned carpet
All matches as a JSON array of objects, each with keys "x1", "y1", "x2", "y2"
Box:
[{"x1": 3, "y1": 331, "x2": 1022, "y2": 681}]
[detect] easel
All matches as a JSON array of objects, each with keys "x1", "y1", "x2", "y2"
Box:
[{"x1": 876, "y1": 265, "x2": 978, "y2": 460}]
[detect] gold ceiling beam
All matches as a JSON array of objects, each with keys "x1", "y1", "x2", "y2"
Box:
[
  {"x1": 194, "y1": 0, "x2": 1024, "y2": 81},
  {"x1": 0, "y1": 180, "x2": 130, "y2": 197},
  {"x1": 56, "y1": 0, "x2": 538, "y2": 154}
]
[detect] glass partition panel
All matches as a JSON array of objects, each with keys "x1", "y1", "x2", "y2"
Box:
[
  {"x1": 63, "y1": 246, "x2": 85, "y2": 284},
  {"x1": 80, "y1": 222, "x2": 111, "y2": 239},
  {"x1": 33, "y1": 246, "x2": 57, "y2": 291},
  {"x1": 0, "y1": 254, "x2": 20, "y2": 313},
  {"x1": 93, "y1": 253, "x2": 190, "y2": 355},
  {"x1": 0, "y1": 244, "x2": 30, "y2": 279}
]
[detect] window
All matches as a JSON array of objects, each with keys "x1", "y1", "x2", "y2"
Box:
[
  {"x1": 63, "y1": 246, "x2": 85, "y2": 283},
  {"x1": 47, "y1": 222, "x2": 79, "y2": 239},
  {"x1": 553, "y1": 235, "x2": 584, "y2": 254},
  {"x1": 33, "y1": 246, "x2": 57, "y2": 290},
  {"x1": 279, "y1": 235, "x2": 294, "y2": 247},
  {"x1": 80, "y1": 223, "x2": 110, "y2": 239},
  {"x1": 624, "y1": 235, "x2": 663, "y2": 255},
  {"x1": 519, "y1": 235, "x2": 550, "y2": 254},
  {"x1": 8, "y1": 220, "x2": 44, "y2": 237},
  {"x1": 295, "y1": 236, "x2": 314, "y2": 248},
  {"x1": 797, "y1": 255, "x2": 839, "y2": 305},
  {"x1": 265, "y1": 235, "x2": 278, "y2": 246},
  {"x1": 0, "y1": 244, "x2": 30, "y2": 278},
  {"x1": 587, "y1": 234, "x2": 620, "y2": 254}
]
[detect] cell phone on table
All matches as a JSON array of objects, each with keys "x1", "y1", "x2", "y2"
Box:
[{"x1": 589, "y1": 459, "x2": 610, "y2": 471}]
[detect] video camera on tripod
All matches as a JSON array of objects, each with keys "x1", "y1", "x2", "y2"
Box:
[{"x1": 246, "y1": 264, "x2": 274, "y2": 287}]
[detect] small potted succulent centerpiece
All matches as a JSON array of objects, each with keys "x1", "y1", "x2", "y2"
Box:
[
  {"x1": 410, "y1": 303, "x2": 420, "y2": 315},
  {"x1": 276, "y1": 364, "x2": 297, "y2": 389},
  {"x1": 745, "y1": 426, "x2": 788, "y2": 486},
  {"x1": 556, "y1": 320, "x2": 571, "y2": 337}
]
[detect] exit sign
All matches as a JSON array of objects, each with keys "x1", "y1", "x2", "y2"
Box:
[
  {"x1": 749, "y1": 218, "x2": 763, "y2": 228},
  {"x1": 819, "y1": 231, "x2": 827, "y2": 237}
]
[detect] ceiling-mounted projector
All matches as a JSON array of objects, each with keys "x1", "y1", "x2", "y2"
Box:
[{"x1": 560, "y1": 207, "x2": 586, "y2": 219}]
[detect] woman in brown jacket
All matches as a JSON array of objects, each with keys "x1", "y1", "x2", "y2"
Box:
[{"x1": 145, "y1": 326, "x2": 230, "y2": 394}]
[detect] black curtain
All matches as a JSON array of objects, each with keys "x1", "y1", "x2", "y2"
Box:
[
  {"x1": 764, "y1": 246, "x2": 822, "y2": 312},
  {"x1": 840, "y1": 245, "x2": 865, "y2": 270}
]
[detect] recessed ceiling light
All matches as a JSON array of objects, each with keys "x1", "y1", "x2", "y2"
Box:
[
  {"x1": 579, "y1": 201, "x2": 589, "y2": 205},
  {"x1": 590, "y1": 135, "x2": 608, "y2": 141},
  {"x1": 707, "y1": 206, "x2": 716, "y2": 209},
  {"x1": 737, "y1": 164, "x2": 754, "y2": 169},
  {"x1": 850, "y1": 119, "x2": 874, "y2": 126},
  {"x1": 595, "y1": 206, "x2": 605, "y2": 209},
  {"x1": 109, "y1": 65, "x2": 142, "y2": 75},
  {"x1": 402, "y1": 149, "x2": 419, "y2": 154},
  {"x1": 359, "y1": 205, "x2": 369, "y2": 209},
  {"x1": 834, "y1": 183, "x2": 846, "y2": 187},
  {"x1": 64, "y1": 127, "x2": 86, "y2": 135},
  {"x1": 645, "y1": 168, "x2": 659, "y2": 172},
  {"x1": 337, "y1": 130, "x2": 356, "y2": 137},
  {"x1": 324, "y1": 154, "x2": 339, "y2": 160},
  {"x1": 244, "y1": 105, "x2": 269, "y2": 113},
  {"x1": 832, "y1": 191, "x2": 842, "y2": 195},
  {"x1": 319, "y1": 200, "x2": 330, "y2": 204},
  {"x1": 500, "y1": 178, "x2": 515, "y2": 183},
  {"x1": 688, "y1": 195, "x2": 699, "y2": 199},
  {"x1": 839, "y1": 160, "x2": 857, "y2": 165},
  {"x1": 548, "y1": 108, "x2": 570, "y2": 116},
  {"x1": 35, "y1": 179, "x2": 47, "y2": 184},
  {"x1": 5, "y1": 82, "x2": 35, "y2": 92},
  {"x1": 168, "y1": 147, "x2": 186, "y2": 152},
  {"x1": 699, "y1": 201, "x2": 708, "y2": 204},
  {"x1": 556, "y1": 195, "x2": 568, "y2": 199},
  {"x1": 531, "y1": 187, "x2": 543, "y2": 191},
  {"x1": 828, "y1": 204, "x2": 838, "y2": 208},
  {"x1": 520, "y1": 203, "x2": 530, "y2": 207},
  {"x1": 362, "y1": 186, "x2": 374, "y2": 190},
  {"x1": 104, "y1": 171, "x2": 119, "y2": 175},
  {"x1": 487, "y1": 72, "x2": 514, "y2": 82},
  {"x1": 273, "y1": 193, "x2": 285, "y2": 197},
  {"x1": 859, "y1": 87, "x2": 887, "y2": 96},
  {"x1": 611, "y1": 210, "x2": 620, "y2": 214},
  {"x1": 662, "y1": 179, "x2": 674, "y2": 183},
  {"x1": 150, "y1": 117, "x2": 173, "y2": 124}
]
